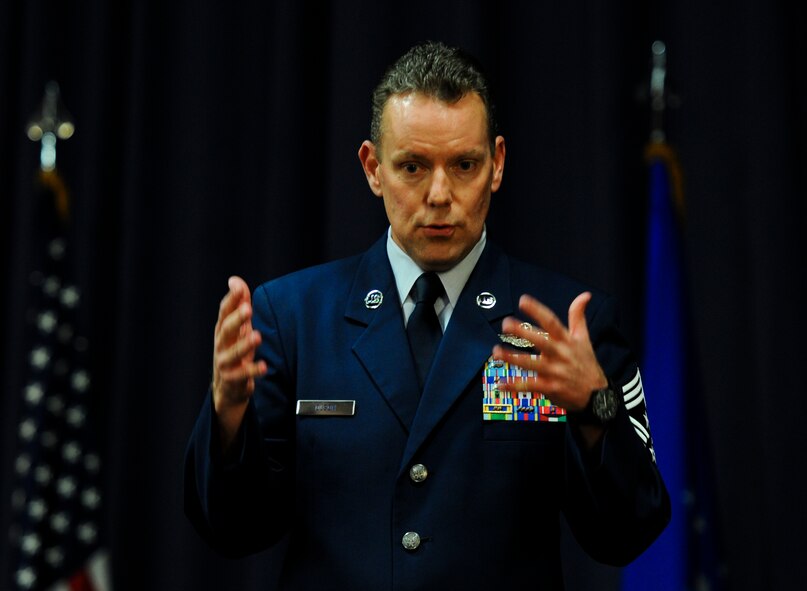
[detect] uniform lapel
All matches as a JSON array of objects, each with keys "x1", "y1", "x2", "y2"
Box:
[
  {"x1": 400, "y1": 242, "x2": 514, "y2": 471},
  {"x1": 347, "y1": 235, "x2": 421, "y2": 431}
]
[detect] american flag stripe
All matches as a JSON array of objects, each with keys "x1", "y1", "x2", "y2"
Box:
[{"x1": 49, "y1": 550, "x2": 111, "y2": 591}]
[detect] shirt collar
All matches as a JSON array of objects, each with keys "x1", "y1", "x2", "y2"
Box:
[{"x1": 386, "y1": 226, "x2": 487, "y2": 307}]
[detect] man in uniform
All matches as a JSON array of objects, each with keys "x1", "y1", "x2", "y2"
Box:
[{"x1": 185, "y1": 41, "x2": 669, "y2": 589}]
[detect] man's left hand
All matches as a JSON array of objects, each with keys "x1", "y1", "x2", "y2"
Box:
[{"x1": 492, "y1": 292, "x2": 608, "y2": 413}]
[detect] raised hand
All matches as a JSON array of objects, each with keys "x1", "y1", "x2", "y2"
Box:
[
  {"x1": 491, "y1": 292, "x2": 607, "y2": 413},
  {"x1": 212, "y1": 276, "x2": 268, "y2": 449}
]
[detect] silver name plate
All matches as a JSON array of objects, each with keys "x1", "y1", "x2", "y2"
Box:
[{"x1": 296, "y1": 400, "x2": 356, "y2": 417}]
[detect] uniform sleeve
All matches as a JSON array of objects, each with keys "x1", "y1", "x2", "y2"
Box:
[
  {"x1": 561, "y1": 293, "x2": 671, "y2": 566},
  {"x1": 183, "y1": 283, "x2": 296, "y2": 558}
]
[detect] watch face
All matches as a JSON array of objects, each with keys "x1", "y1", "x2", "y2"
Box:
[{"x1": 592, "y1": 389, "x2": 618, "y2": 421}]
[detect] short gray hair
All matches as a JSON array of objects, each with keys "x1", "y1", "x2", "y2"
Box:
[{"x1": 370, "y1": 41, "x2": 498, "y2": 153}]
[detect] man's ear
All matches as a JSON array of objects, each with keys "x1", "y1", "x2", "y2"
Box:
[
  {"x1": 358, "y1": 140, "x2": 384, "y2": 197},
  {"x1": 490, "y1": 135, "x2": 506, "y2": 193}
]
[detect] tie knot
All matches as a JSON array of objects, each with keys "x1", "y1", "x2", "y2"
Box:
[{"x1": 413, "y1": 272, "x2": 443, "y2": 305}]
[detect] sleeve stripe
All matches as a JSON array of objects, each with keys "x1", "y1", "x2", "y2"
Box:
[
  {"x1": 618, "y1": 368, "x2": 658, "y2": 463},
  {"x1": 622, "y1": 369, "x2": 642, "y2": 395},
  {"x1": 621, "y1": 368, "x2": 644, "y2": 405},
  {"x1": 623, "y1": 380, "x2": 643, "y2": 405},
  {"x1": 625, "y1": 388, "x2": 645, "y2": 410},
  {"x1": 629, "y1": 415, "x2": 650, "y2": 442}
]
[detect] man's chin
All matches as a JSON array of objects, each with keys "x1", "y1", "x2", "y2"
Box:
[{"x1": 413, "y1": 247, "x2": 468, "y2": 272}]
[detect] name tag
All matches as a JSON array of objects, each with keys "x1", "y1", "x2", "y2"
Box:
[{"x1": 296, "y1": 400, "x2": 356, "y2": 417}]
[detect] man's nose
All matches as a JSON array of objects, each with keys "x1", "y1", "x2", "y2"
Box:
[{"x1": 426, "y1": 168, "x2": 452, "y2": 206}]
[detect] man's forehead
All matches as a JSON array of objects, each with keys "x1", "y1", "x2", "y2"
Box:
[{"x1": 379, "y1": 92, "x2": 489, "y2": 141}]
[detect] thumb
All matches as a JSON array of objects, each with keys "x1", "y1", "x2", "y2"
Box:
[{"x1": 568, "y1": 292, "x2": 592, "y2": 339}]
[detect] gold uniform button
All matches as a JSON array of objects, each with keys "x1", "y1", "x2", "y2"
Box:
[
  {"x1": 402, "y1": 531, "x2": 421, "y2": 550},
  {"x1": 409, "y1": 463, "x2": 428, "y2": 483}
]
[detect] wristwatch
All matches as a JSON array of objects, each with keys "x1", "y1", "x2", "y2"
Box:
[{"x1": 571, "y1": 380, "x2": 619, "y2": 425}]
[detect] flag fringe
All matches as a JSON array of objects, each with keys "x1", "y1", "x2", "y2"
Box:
[
  {"x1": 644, "y1": 141, "x2": 685, "y2": 220},
  {"x1": 38, "y1": 168, "x2": 70, "y2": 222}
]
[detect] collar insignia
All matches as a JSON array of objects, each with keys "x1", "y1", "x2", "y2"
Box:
[{"x1": 364, "y1": 289, "x2": 383, "y2": 309}]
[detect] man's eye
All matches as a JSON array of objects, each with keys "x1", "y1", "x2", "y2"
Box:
[
  {"x1": 457, "y1": 160, "x2": 476, "y2": 172},
  {"x1": 403, "y1": 163, "x2": 420, "y2": 174}
]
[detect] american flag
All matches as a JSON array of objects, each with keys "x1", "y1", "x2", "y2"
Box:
[{"x1": 8, "y1": 169, "x2": 112, "y2": 591}]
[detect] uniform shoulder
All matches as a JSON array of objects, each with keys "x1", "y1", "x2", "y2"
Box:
[
  {"x1": 505, "y1": 254, "x2": 607, "y2": 301},
  {"x1": 258, "y1": 253, "x2": 363, "y2": 293}
]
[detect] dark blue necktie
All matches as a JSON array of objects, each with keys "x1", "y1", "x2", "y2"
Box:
[{"x1": 406, "y1": 272, "x2": 444, "y2": 390}]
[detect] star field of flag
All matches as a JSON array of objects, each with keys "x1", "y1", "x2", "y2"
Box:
[{"x1": 8, "y1": 190, "x2": 110, "y2": 590}]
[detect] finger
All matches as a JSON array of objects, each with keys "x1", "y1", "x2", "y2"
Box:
[
  {"x1": 500, "y1": 316, "x2": 558, "y2": 357},
  {"x1": 568, "y1": 292, "x2": 592, "y2": 339},
  {"x1": 215, "y1": 276, "x2": 252, "y2": 334},
  {"x1": 492, "y1": 344, "x2": 561, "y2": 378},
  {"x1": 219, "y1": 359, "x2": 268, "y2": 384},
  {"x1": 486, "y1": 364, "x2": 554, "y2": 395},
  {"x1": 228, "y1": 275, "x2": 251, "y2": 300},
  {"x1": 491, "y1": 344, "x2": 540, "y2": 366},
  {"x1": 488, "y1": 355, "x2": 572, "y2": 408},
  {"x1": 491, "y1": 346, "x2": 555, "y2": 380},
  {"x1": 219, "y1": 329, "x2": 262, "y2": 367},
  {"x1": 217, "y1": 302, "x2": 254, "y2": 349},
  {"x1": 214, "y1": 337, "x2": 267, "y2": 380},
  {"x1": 517, "y1": 295, "x2": 568, "y2": 341}
]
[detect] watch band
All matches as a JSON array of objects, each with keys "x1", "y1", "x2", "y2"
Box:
[{"x1": 569, "y1": 378, "x2": 620, "y2": 426}]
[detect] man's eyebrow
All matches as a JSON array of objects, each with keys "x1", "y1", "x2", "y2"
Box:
[
  {"x1": 390, "y1": 150, "x2": 426, "y2": 161},
  {"x1": 454, "y1": 148, "x2": 487, "y2": 159},
  {"x1": 390, "y1": 148, "x2": 487, "y2": 161}
]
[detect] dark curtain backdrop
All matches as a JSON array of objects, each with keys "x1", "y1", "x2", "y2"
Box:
[{"x1": 2, "y1": 1, "x2": 805, "y2": 589}]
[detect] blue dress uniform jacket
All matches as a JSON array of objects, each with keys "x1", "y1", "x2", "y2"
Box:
[{"x1": 185, "y1": 235, "x2": 670, "y2": 590}]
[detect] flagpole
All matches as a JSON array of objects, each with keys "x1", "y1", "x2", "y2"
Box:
[{"x1": 649, "y1": 40, "x2": 667, "y2": 144}]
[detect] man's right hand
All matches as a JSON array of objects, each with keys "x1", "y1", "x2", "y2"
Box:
[{"x1": 212, "y1": 276, "x2": 268, "y2": 451}]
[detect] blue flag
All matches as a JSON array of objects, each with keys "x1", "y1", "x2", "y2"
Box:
[{"x1": 622, "y1": 143, "x2": 688, "y2": 590}]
